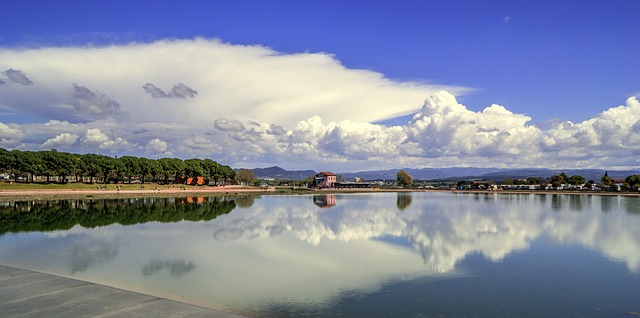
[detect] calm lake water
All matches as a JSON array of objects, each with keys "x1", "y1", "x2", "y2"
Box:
[{"x1": 1, "y1": 192, "x2": 639, "y2": 317}]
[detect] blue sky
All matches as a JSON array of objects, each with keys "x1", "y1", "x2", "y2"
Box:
[{"x1": 1, "y1": 1, "x2": 639, "y2": 171}]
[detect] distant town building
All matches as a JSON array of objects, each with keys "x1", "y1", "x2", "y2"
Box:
[{"x1": 314, "y1": 172, "x2": 337, "y2": 188}]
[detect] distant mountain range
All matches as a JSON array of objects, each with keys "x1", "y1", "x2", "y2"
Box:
[
  {"x1": 340, "y1": 167, "x2": 504, "y2": 181},
  {"x1": 246, "y1": 166, "x2": 640, "y2": 182},
  {"x1": 250, "y1": 166, "x2": 317, "y2": 180}
]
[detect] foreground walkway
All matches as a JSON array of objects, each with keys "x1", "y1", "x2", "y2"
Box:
[{"x1": 0, "y1": 264, "x2": 247, "y2": 318}]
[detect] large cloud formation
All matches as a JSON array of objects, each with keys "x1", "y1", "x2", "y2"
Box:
[
  {"x1": 0, "y1": 38, "x2": 639, "y2": 170},
  {"x1": 0, "y1": 38, "x2": 458, "y2": 127}
]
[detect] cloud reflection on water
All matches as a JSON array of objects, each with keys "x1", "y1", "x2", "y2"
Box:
[
  {"x1": 70, "y1": 239, "x2": 118, "y2": 274},
  {"x1": 1, "y1": 193, "x2": 639, "y2": 312},
  {"x1": 211, "y1": 193, "x2": 640, "y2": 273},
  {"x1": 142, "y1": 259, "x2": 196, "y2": 277}
]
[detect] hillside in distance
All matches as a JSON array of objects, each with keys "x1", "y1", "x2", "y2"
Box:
[
  {"x1": 251, "y1": 166, "x2": 317, "y2": 180},
  {"x1": 344, "y1": 168, "x2": 640, "y2": 182},
  {"x1": 478, "y1": 169, "x2": 640, "y2": 183},
  {"x1": 248, "y1": 166, "x2": 640, "y2": 182},
  {"x1": 339, "y1": 167, "x2": 505, "y2": 181}
]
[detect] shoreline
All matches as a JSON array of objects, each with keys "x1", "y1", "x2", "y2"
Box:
[
  {"x1": 0, "y1": 186, "x2": 639, "y2": 201},
  {"x1": 0, "y1": 185, "x2": 276, "y2": 201},
  {"x1": 2, "y1": 186, "x2": 638, "y2": 317}
]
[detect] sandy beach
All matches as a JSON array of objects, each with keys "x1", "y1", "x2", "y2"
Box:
[{"x1": 0, "y1": 185, "x2": 279, "y2": 201}]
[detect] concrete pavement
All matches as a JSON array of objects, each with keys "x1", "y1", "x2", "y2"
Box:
[{"x1": 0, "y1": 264, "x2": 248, "y2": 318}]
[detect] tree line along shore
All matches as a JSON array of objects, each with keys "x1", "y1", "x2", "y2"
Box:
[
  {"x1": 394, "y1": 169, "x2": 640, "y2": 193},
  {"x1": 0, "y1": 148, "x2": 235, "y2": 185},
  {"x1": 2, "y1": 148, "x2": 640, "y2": 196}
]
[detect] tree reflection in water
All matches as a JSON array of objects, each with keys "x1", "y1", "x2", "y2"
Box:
[
  {"x1": 235, "y1": 195, "x2": 257, "y2": 208},
  {"x1": 0, "y1": 196, "x2": 237, "y2": 235},
  {"x1": 396, "y1": 193, "x2": 412, "y2": 210}
]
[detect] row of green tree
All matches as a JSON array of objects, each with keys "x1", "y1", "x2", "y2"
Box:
[
  {"x1": 0, "y1": 148, "x2": 236, "y2": 184},
  {"x1": 0, "y1": 196, "x2": 237, "y2": 234}
]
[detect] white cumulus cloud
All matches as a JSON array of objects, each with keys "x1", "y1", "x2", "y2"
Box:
[
  {"x1": 403, "y1": 91, "x2": 542, "y2": 160},
  {"x1": 0, "y1": 38, "x2": 639, "y2": 170},
  {"x1": 81, "y1": 128, "x2": 134, "y2": 153},
  {"x1": 0, "y1": 38, "x2": 466, "y2": 128},
  {"x1": 42, "y1": 133, "x2": 78, "y2": 149},
  {"x1": 0, "y1": 122, "x2": 23, "y2": 148},
  {"x1": 145, "y1": 138, "x2": 173, "y2": 157}
]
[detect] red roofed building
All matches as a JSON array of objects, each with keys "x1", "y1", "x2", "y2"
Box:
[{"x1": 315, "y1": 172, "x2": 337, "y2": 188}]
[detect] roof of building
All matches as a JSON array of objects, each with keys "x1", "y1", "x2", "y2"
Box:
[{"x1": 316, "y1": 171, "x2": 336, "y2": 176}]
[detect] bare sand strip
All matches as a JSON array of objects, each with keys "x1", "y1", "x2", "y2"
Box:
[
  {"x1": 0, "y1": 264, "x2": 248, "y2": 318},
  {"x1": 0, "y1": 185, "x2": 277, "y2": 200}
]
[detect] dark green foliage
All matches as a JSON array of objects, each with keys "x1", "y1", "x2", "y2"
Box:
[
  {"x1": 396, "y1": 170, "x2": 413, "y2": 188},
  {"x1": 567, "y1": 175, "x2": 586, "y2": 185},
  {"x1": 601, "y1": 172, "x2": 612, "y2": 187},
  {"x1": 0, "y1": 148, "x2": 234, "y2": 184},
  {"x1": 526, "y1": 177, "x2": 539, "y2": 185},
  {"x1": 0, "y1": 196, "x2": 237, "y2": 235},
  {"x1": 625, "y1": 175, "x2": 640, "y2": 188},
  {"x1": 550, "y1": 174, "x2": 564, "y2": 187}
]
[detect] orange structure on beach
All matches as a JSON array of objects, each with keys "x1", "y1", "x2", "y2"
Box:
[{"x1": 176, "y1": 176, "x2": 206, "y2": 186}]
